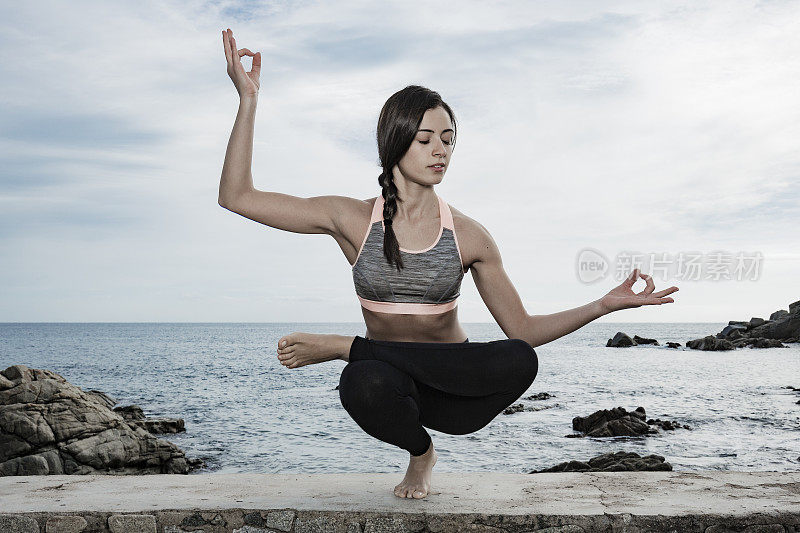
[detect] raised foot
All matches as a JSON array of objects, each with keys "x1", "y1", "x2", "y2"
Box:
[
  {"x1": 276, "y1": 332, "x2": 354, "y2": 369},
  {"x1": 394, "y1": 440, "x2": 437, "y2": 499}
]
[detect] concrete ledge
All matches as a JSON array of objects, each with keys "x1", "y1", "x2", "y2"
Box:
[{"x1": 1, "y1": 471, "x2": 798, "y2": 532}]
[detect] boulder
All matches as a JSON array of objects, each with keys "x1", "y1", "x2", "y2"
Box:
[
  {"x1": 718, "y1": 324, "x2": 748, "y2": 339},
  {"x1": 770, "y1": 310, "x2": 789, "y2": 321},
  {"x1": 530, "y1": 451, "x2": 672, "y2": 473},
  {"x1": 0, "y1": 365, "x2": 204, "y2": 476},
  {"x1": 666, "y1": 342, "x2": 682, "y2": 349},
  {"x1": 632, "y1": 335, "x2": 659, "y2": 345},
  {"x1": 606, "y1": 332, "x2": 636, "y2": 347},
  {"x1": 571, "y1": 406, "x2": 658, "y2": 437},
  {"x1": 748, "y1": 317, "x2": 766, "y2": 328},
  {"x1": 748, "y1": 338, "x2": 786, "y2": 349},
  {"x1": 686, "y1": 335, "x2": 735, "y2": 351}
]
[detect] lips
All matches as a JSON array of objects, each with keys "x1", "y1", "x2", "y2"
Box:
[{"x1": 429, "y1": 163, "x2": 445, "y2": 168}]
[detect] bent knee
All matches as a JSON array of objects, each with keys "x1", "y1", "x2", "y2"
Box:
[{"x1": 508, "y1": 338, "x2": 539, "y2": 384}]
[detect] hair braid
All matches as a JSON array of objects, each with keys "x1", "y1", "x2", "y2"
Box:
[{"x1": 378, "y1": 169, "x2": 404, "y2": 272}]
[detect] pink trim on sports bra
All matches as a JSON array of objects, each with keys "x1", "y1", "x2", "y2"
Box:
[{"x1": 357, "y1": 295, "x2": 458, "y2": 315}]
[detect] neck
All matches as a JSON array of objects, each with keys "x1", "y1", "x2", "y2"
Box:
[{"x1": 390, "y1": 177, "x2": 438, "y2": 223}]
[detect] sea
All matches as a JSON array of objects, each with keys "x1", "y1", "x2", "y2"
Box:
[{"x1": 1, "y1": 322, "x2": 798, "y2": 474}]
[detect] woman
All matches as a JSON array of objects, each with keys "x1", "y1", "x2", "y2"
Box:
[{"x1": 219, "y1": 29, "x2": 678, "y2": 499}]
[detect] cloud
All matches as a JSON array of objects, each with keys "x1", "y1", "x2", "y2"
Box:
[{"x1": 0, "y1": 0, "x2": 798, "y2": 323}]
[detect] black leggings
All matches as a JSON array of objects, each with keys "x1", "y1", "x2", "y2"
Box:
[{"x1": 338, "y1": 335, "x2": 539, "y2": 456}]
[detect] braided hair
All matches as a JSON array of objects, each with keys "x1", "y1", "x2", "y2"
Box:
[{"x1": 376, "y1": 85, "x2": 458, "y2": 272}]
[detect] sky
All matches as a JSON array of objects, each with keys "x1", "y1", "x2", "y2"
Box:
[{"x1": 0, "y1": 0, "x2": 798, "y2": 324}]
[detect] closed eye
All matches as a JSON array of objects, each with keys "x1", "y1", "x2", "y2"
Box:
[{"x1": 419, "y1": 140, "x2": 452, "y2": 145}]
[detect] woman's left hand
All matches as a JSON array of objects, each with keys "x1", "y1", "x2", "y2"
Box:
[{"x1": 599, "y1": 268, "x2": 679, "y2": 314}]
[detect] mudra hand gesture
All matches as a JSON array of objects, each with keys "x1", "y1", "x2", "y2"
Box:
[
  {"x1": 600, "y1": 268, "x2": 679, "y2": 313},
  {"x1": 222, "y1": 28, "x2": 261, "y2": 98}
]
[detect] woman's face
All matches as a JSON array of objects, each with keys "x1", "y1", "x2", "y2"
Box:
[{"x1": 396, "y1": 106, "x2": 454, "y2": 185}]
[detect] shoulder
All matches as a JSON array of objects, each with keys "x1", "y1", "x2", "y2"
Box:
[{"x1": 447, "y1": 203, "x2": 502, "y2": 270}]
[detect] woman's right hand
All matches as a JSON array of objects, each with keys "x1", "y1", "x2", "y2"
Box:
[{"x1": 222, "y1": 28, "x2": 261, "y2": 99}]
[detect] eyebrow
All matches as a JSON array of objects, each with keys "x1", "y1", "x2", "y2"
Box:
[{"x1": 417, "y1": 128, "x2": 454, "y2": 134}]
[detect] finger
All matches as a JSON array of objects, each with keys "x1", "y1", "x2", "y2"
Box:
[
  {"x1": 643, "y1": 297, "x2": 674, "y2": 305},
  {"x1": 651, "y1": 286, "x2": 679, "y2": 298},
  {"x1": 238, "y1": 48, "x2": 255, "y2": 57},
  {"x1": 636, "y1": 273, "x2": 655, "y2": 296},
  {"x1": 251, "y1": 51, "x2": 261, "y2": 77},
  {"x1": 624, "y1": 268, "x2": 639, "y2": 287},
  {"x1": 223, "y1": 29, "x2": 232, "y2": 67}
]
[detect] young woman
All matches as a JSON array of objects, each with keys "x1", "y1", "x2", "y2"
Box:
[{"x1": 219, "y1": 29, "x2": 678, "y2": 500}]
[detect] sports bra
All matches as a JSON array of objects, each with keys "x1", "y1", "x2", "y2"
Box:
[{"x1": 350, "y1": 193, "x2": 465, "y2": 315}]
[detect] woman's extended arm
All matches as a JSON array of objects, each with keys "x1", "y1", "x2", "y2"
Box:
[{"x1": 468, "y1": 216, "x2": 678, "y2": 348}]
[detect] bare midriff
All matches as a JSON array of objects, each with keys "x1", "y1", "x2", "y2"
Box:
[{"x1": 361, "y1": 305, "x2": 469, "y2": 343}]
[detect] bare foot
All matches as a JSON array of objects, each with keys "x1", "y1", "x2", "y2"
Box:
[
  {"x1": 393, "y1": 440, "x2": 437, "y2": 499},
  {"x1": 276, "y1": 332, "x2": 354, "y2": 369}
]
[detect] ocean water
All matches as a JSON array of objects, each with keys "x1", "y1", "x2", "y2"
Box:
[{"x1": 1, "y1": 322, "x2": 798, "y2": 474}]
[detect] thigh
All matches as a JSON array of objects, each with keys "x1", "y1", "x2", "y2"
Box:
[
  {"x1": 350, "y1": 336, "x2": 538, "y2": 398},
  {"x1": 415, "y1": 379, "x2": 527, "y2": 436},
  {"x1": 338, "y1": 359, "x2": 421, "y2": 410}
]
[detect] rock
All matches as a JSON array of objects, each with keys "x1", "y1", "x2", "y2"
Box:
[
  {"x1": 632, "y1": 335, "x2": 659, "y2": 345},
  {"x1": 666, "y1": 342, "x2": 682, "y2": 348},
  {"x1": 113, "y1": 405, "x2": 185, "y2": 434},
  {"x1": 571, "y1": 406, "x2": 657, "y2": 437},
  {"x1": 504, "y1": 403, "x2": 526, "y2": 414},
  {"x1": 686, "y1": 335, "x2": 735, "y2": 351},
  {"x1": 647, "y1": 418, "x2": 692, "y2": 431},
  {"x1": 728, "y1": 320, "x2": 750, "y2": 328},
  {"x1": 530, "y1": 451, "x2": 672, "y2": 473},
  {"x1": 748, "y1": 313, "x2": 800, "y2": 340},
  {"x1": 606, "y1": 332, "x2": 636, "y2": 347},
  {"x1": 0, "y1": 364, "x2": 204, "y2": 476},
  {"x1": 718, "y1": 324, "x2": 748, "y2": 339},
  {"x1": 770, "y1": 310, "x2": 789, "y2": 321},
  {"x1": 503, "y1": 402, "x2": 559, "y2": 414},
  {"x1": 748, "y1": 338, "x2": 786, "y2": 349},
  {"x1": 748, "y1": 317, "x2": 766, "y2": 328},
  {"x1": 790, "y1": 299, "x2": 800, "y2": 314},
  {"x1": 525, "y1": 392, "x2": 554, "y2": 400}
]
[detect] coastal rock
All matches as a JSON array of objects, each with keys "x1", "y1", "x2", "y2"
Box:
[
  {"x1": 718, "y1": 299, "x2": 800, "y2": 343},
  {"x1": 525, "y1": 392, "x2": 555, "y2": 401},
  {"x1": 113, "y1": 405, "x2": 185, "y2": 434},
  {"x1": 606, "y1": 332, "x2": 636, "y2": 347},
  {"x1": 666, "y1": 342, "x2": 681, "y2": 349},
  {"x1": 0, "y1": 364, "x2": 203, "y2": 476},
  {"x1": 748, "y1": 338, "x2": 787, "y2": 349},
  {"x1": 718, "y1": 324, "x2": 748, "y2": 339},
  {"x1": 632, "y1": 335, "x2": 659, "y2": 345},
  {"x1": 770, "y1": 310, "x2": 789, "y2": 321},
  {"x1": 571, "y1": 406, "x2": 658, "y2": 437},
  {"x1": 686, "y1": 335, "x2": 735, "y2": 351},
  {"x1": 647, "y1": 418, "x2": 692, "y2": 431},
  {"x1": 503, "y1": 402, "x2": 560, "y2": 414},
  {"x1": 529, "y1": 451, "x2": 672, "y2": 473}
]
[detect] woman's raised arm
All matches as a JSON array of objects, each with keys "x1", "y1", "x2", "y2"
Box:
[{"x1": 217, "y1": 29, "x2": 342, "y2": 235}]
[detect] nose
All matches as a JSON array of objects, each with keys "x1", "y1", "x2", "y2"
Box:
[{"x1": 432, "y1": 137, "x2": 447, "y2": 156}]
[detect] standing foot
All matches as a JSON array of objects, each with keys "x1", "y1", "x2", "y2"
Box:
[
  {"x1": 276, "y1": 332, "x2": 355, "y2": 368},
  {"x1": 393, "y1": 439, "x2": 437, "y2": 499}
]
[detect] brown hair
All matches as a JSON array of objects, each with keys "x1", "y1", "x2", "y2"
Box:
[{"x1": 376, "y1": 85, "x2": 458, "y2": 271}]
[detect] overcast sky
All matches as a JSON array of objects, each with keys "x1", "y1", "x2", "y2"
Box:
[{"x1": 1, "y1": 0, "x2": 798, "y2": 324}]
